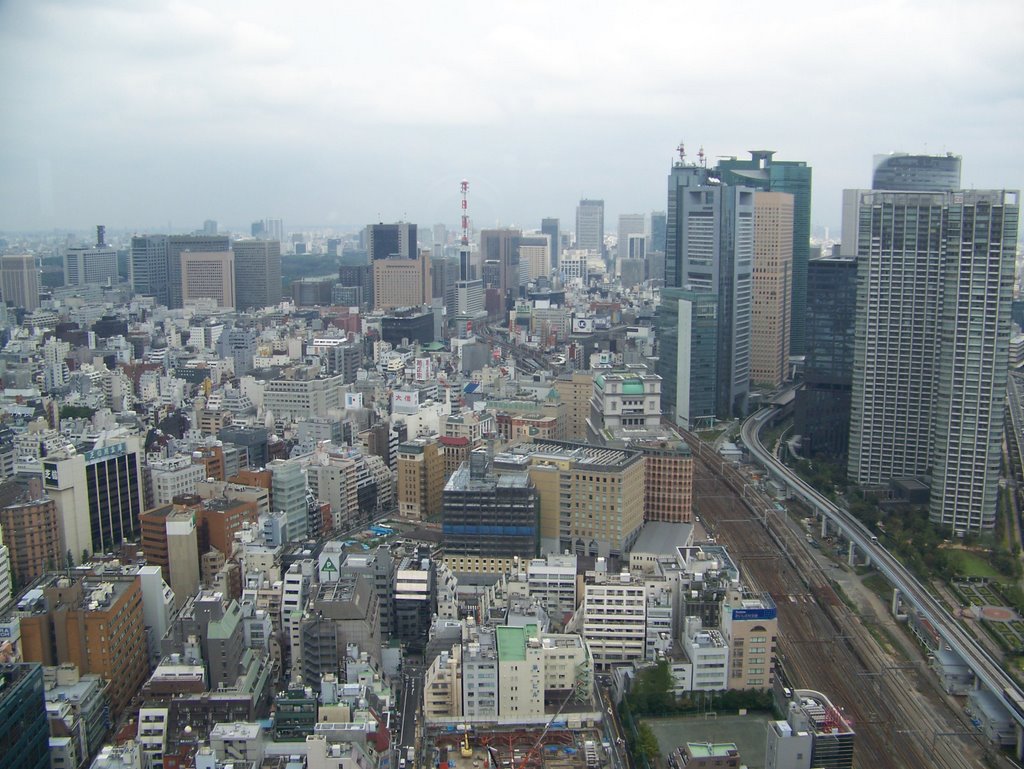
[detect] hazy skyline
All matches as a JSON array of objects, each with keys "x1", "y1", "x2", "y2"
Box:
[{"x1": 1, "y1": 0, "x2": 1021, "y2": 236}]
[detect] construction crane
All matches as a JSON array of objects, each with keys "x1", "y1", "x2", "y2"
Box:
[{"x1": 503, "y1": 686, "x2": 581, "y2": 769}]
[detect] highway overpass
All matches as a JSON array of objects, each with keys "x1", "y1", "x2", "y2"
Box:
[{"x1": 741, "y1": 406, "x2": 1024, "y2": 750}]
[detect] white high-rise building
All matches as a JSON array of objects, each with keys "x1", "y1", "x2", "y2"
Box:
[
  {"x1": 617, "y1": 213, "x2": 645, "y2": 269},
  {"x1": 0, "y1": 523, "x2": 12, "y2": 607},
  {"x1": 455, "y1": 279, "x2": 484, "y2": 317},
  {"x1": 575, "y1": 567, "x2": 646, "y2": 671},
  {"x1": 149, "y1": 455, "x2": 206, "y2": 507},
  {"x1": 42, "y1": 337, "x2": 71, "y2": 391},
  {"x1": 847, "y1": 188, "x2": 1019, "y2": 532},
  {"x1": 65, "y1": 245, "x2": 118, "y2": 287},
  {"x1": 525, "y1": 554, "x2": 577, "y2": 626},
  {"x1": 43, "y1": 433, "x2": 145, "y2": 560}
]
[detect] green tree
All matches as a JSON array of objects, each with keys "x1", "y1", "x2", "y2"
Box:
[
  {"x1": 59, "y1": 405, "x2": 96, "y2": 420},
  {"x1": 635, "y1": 722, "x2": 660, "y2": 763},
  {"x1": 627, "y1": 661, "x2": 676, "y2": 715}
]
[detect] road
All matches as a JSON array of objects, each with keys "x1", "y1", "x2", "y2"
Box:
[
  {"x1": 399, "y1": 665, "x2": 424, "y2": 763},
  {"x1": 598, "y1": 682, "x2": 630, "y2": 769}
]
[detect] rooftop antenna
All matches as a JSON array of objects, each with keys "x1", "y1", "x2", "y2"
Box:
[
  {"x1": 676, "y1": 142, "x2": 686, "y2": 165},
  {"x1": 698, "y1": 146, "x2": 706, "y2": 168},
  {"x1": 460, "y1": 180, "x2": 470, "y2": 249}
]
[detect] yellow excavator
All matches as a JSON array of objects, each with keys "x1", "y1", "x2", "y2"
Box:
[{"x1": 460, "y1": 732, "x2": 473, "y2": 759}]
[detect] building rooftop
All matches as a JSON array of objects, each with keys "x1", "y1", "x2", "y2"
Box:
[
  {"x1": 0, "y1": 663, "x2": 40, "y2": 700},
  {"x1": 684, "y1": 742, "x2": 739, "y2": 758},
  {"x1": 789, "y1": 689, "x2": 855, "y2": 735},
  {"x1": 629, "y1": 437, "x2": 692, "y2": 456},
  {"x1": 316, "y1": 576, "x2": 358, "y2": 605},
  {"x1": 44, "y1": 667, "x2": 104, "y2": 702},
  {"x1": 210, "y1": 721, "x2": 263, "y2": 740},
  {"x1": 207, "y1": 602, "x2": 243, "y2": 640},
  {"x1": 496, "y1": 624, "x2": 539, "y2": 662},
  {"x1": 691, "y1": 629, "x2": 727, "y2": 649},
  {"x1": 496, "y1": 440, "x2": 641, "y2": 470},
  {"x1": 11, "y1": 572, "x2": 137, "y2": 616},
  {"x1": 632, "y1": 522, "x2": 694, "y2": 556},
  {"x1": 445, "y1": 462, "x2": 532, "y2": 492}
]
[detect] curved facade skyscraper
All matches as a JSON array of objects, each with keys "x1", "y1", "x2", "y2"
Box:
[{"x1": 872, "y1": 152, "x2": 961, "y2": 192}]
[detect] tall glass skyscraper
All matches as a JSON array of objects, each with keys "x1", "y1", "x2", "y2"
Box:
[
  {"x1": 664, "y1": 163, "x2": 754, "y2": 420},
  {"x1": 233, "y1": 238, "x2": 282, "y2": 310},
  {"x1": 847, "y1": 188, "x2": 1019, "y2": 532},
  {"x1": 794, "y1": 256, "x2": 857, "y2": 457},
  {"x1": 649, "y1": 211, "x2": 667, "y2": 254},
  {"x1": 657, "y1": 287, "x2": 718, "y2": 430},
  {"x1": 717, "y1": 151, "x2": 812, "y2": 357},
  {"x1": 541, "y1": 217, "x2": 560, "y2": 269}
]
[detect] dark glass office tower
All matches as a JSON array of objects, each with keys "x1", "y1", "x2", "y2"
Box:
[
  {"x1": 656, "y1": 287, "x2": 718, "y2": 430},
  {"x1": 649, "y1": 211, "x2": 667, "y2": 254},
  {"x1": 794, "y1": 256, "x2": 857, "y2": 457},
  {"x1": 233, "y1": 239, "x2": 282, "y2": 310},
  {"x1": 367, "y1": 222, "x2": 417, "y2": 260},
  {"x1": 0, "y1": 663, "x2": 50, "y2": 769},
  {"x1": 541, "y1": 217, "x2": 560, "y2": 269},
  {"x1": 665, "y1": 162, "x2": 754, "y2": 419},
  {"x1": 130, "y1": 234, "x2": 169, "y2": 306}
]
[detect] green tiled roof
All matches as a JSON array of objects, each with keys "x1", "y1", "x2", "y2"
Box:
[
  {"x1": 496, "y1": 623, "x2": 538, "y2": 661},
  {"x1": 208, "y1": 602, "x2": 242, "y2": 640}
]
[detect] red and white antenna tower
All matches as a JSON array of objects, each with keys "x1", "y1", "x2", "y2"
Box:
[{"x1": 460, "y1": 179, "x2": 470, "y2": 247}]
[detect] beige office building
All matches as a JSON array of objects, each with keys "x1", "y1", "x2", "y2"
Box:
[
  {"x1": 750, "y1": 192, "x2": 793, "y2": 387},
  {"x1": 166, "y1": 510, "x2": 201, "y2": 608},
  {"x1": 373, "y1": 251, "x2": 431, "y2": 311},
  {"x1": 553, "y1": 372, "x2": 594, "y2": 441},
  {"x1": 397, "y1": 437, "x2": 445, "y2": 521},
  {"x1": 493, "y1": 440, "x2": 644, "y2": 558},
  {"x1": 522, "y1": 240, "x2": 551, "y2": 281},
  {"x1": 181, "y1": 250, "x2": 236, "y2": 308},
  {"x1": 721, "y1": 589, "x2": 778, "y2": 690},
  {"x1": 1, "y1": 254, "x2": 40, "y2": 311}
]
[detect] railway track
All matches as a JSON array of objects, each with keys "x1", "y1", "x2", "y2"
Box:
[{"x1": 692, "y1": 454, "x2": 990, "y2": 769}]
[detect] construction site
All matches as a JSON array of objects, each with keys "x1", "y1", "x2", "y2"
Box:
[{"x1": 430, "y1": 727, "x2": 611, "y2": 769}]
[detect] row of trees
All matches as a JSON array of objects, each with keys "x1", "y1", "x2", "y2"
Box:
[
  {"x1": 625, "y1": 661, "x2": 775, "y2": 717},
  {"x1": 791, "y1": 454, "x2": 1022, "y2": 584}
]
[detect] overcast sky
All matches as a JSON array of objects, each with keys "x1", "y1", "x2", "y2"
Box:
[{"x1": 1, "y1": 0, "x2": 1021, "y2": 237}]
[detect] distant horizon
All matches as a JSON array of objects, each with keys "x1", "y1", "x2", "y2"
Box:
[
  {"x1": 1, "y1": 2, "x2": 1020, "y2": 235},
  {"x1": 0, "y1": 217, "x2": 851, "y2": 244}
]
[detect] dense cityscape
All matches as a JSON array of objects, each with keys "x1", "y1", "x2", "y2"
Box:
[{"x1": 0, "y1": 143, "x2": 1018, "y2": 769}]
